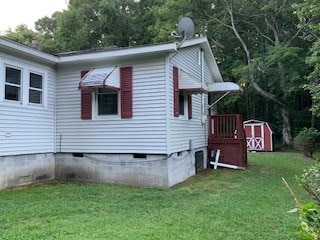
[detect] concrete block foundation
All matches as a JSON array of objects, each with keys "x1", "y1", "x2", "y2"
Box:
[
  {"x1": 0, "y1": 153, "x2": 55, "y2": 190},
  {"x1": 0, "y1": 148, "x2": 207, "y2": 190},
  {"x1": 56, "y1": 147, "x2": 207, "y2": 188}
]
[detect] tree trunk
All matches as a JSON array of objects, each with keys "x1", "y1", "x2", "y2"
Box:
[{"x1": 280, "y1": 106, "x2": 293, "y2": 146}]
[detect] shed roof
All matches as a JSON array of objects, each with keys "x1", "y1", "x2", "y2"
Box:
[
  {"x1": 243, "y1": 119, "x2": 273, "y2": 133},
  {"x1": 243, "y1": 119, "x2": 267, "y2": 124}
]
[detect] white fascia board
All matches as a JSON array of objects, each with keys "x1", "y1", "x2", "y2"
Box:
[
  {"x1": 208, "y1": 82, "x2": 243, "y2": 93},
  {"x1": 180, "y1": 37, "x2": 224, "y2": 83},
  {"x1": 58, "y1": 43, "x2": 178, "y2": 64},
  {"x1": 0, "y1": 37, "x2": 58, "y2": 65}
]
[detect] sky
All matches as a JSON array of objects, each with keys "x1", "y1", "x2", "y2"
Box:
[{"x1": 0, "y1": 0, "x2": 68, "y2": 34}]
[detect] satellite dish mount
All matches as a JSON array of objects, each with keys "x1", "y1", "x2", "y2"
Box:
[{"x1": 171, "y1": 17, "x2": 195, "y2": 48}]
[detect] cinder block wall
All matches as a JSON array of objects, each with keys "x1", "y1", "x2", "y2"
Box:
[
  {"x1": 167, "y1": 147, "x2": 207, "y2": 186},
  {"x1": 0, "y1": 149, "x2": 206, "y2": 190},
  {"x1": 0, "y1": 153, "x2": 55, "y2": 190},
  {"x1": 55, "y1": 153, "x2": 171, "y2": 187}
]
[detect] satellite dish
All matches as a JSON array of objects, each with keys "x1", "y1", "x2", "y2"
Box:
[{"x1": 178, "y1": 17, "x2": 195, "y2": 39}]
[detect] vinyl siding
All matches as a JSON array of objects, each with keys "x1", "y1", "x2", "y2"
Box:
[
  {"x1": 0, "y1": 53, "x2": 56, "y2": 156},
  {"x1": 168, "y1": 46, "x2": 214, "y2": 153},
  {"x1": 56, "y1": 58, "x2": 168, "y2": 154}
]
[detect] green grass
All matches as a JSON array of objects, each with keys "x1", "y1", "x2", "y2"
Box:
[{"x1": 0, "y1": 152, "x2": 315, "y2": 239}]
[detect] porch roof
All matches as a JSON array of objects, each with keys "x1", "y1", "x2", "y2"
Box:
[{"x1": 207, "y1": 82, "x2": 242, "y2": 93}]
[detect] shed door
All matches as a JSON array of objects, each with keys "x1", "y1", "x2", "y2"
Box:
[{"x1": 246, "y1": 124, "x2": 264, "y2": 151}]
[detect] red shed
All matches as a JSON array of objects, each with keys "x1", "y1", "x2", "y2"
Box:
[{"x1": 244, "y1": 120, "x2": 273, "y2": 152}]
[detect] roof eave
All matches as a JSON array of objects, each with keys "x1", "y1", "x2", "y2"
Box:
[
  {"x1": 58, "y1": 42, "x2": 178, "y2": 64},
  {"x1": 0, "y1": 37, "x2": 58, "y2": 65}
]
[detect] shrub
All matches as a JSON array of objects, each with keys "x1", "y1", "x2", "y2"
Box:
[
  {"x1": 283, "y1": 165, "x2": 320, "y2": 239},
  {"x1": 300, "y1": 165, "x2": 320, "y2": 204},
  {"x1": 294, "y1": 128, "x2": 320, "y2": 158},
  {"x1": 295, "y1": 165, "x2": 320, "y2": 239}
]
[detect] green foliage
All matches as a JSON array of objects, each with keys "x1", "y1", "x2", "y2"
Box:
[
  {"x1": 298, "y1": 165, "x2": 320, "y2": 240},
  {"x1": 300, "y1": 164, "x2": 320, "y2": 204},
  {"x1": 304, "y1": 82, "x2": 320, "y2": 117},
  {"x1": 290, "y1": 202, "x2": 320, "y2": 240},
  {"x1": 303, "y1": 41, "x2": 320, "y2": 117},
  {"x1": 294, "y1": 128, "x2": 320, "y2": 158},
  {"x1": 294, "y1": 0, "x2": 320, "y2": 39},
  {"x1": 291, "y1": 165, "x2": 320, "y2": 239},
  {"x1": 4, "y1": 25, "x2": 40, "y2": 46},
  {"x1": 295, "y1": 0, "x2": 320, "y2": 118}
]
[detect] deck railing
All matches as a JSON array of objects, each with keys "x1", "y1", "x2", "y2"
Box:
[
  {"x1": 208, "y1": 114, "x2": 247, "y2": 167},
  {"x1": 209, "y1": 114, "x2": 245, "y2": 139}
]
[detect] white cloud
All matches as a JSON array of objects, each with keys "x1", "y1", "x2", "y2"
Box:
[{"x1": 0, "y1": 0, "x2": 67, "y2": 34}]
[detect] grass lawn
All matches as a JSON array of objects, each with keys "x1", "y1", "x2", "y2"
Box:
[{"x1": 0, "y1": 152, "x2": 315, "y2": 240}]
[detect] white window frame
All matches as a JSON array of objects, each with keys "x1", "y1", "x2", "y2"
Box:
[
  {"x1": 28, "y1": 71, "x2": 44, "y2": 106},
  {"x1": 4, "y1": 65, "x2": 23, "y2": 104},
  {"x1": 1, "y1": 59, "x2": 48, "y2": 108},
  {"x1": 178, "y1": 92, "x2": 188, "y2": 119},
  {"x1": 93, "y1": 88, "x2": 120, "y2": 120}
]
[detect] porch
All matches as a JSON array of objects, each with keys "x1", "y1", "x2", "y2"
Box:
[{"x1": 208, "y1": 114, "x2": 247, "y2": 168}]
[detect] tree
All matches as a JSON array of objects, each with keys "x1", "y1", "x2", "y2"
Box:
[
  {"x1": 32, "y1": 0, "x2": 159, "y2": 52},
  {"x1": 295, "y1": 0, "x2": 320, "y2": 117},
  {"x1": 4, "y1": 25, "x2": 39, "y2": 47},
  {"x1": 35, "y1": 12, "x2": 61, "y2": 53},
  {"x1": 138, "y1": 0, "x2": 314, "y2": 145},
  {"x1": 205, "y1": 0, "x2": 310, "y2": 146}
]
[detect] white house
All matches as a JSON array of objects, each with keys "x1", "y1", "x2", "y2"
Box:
[{"x1": 0, "y1": 36, "x2": 239, "y2": 189}]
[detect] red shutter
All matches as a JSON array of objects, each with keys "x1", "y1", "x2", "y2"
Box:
[
  {"x1": 81, "y1": 89, "x2": 92, "y2": 119},
  {"x1": 120, "y1": 66, "x2": 133, "y2": 118},
  {"x1": 80, "y1": 70, "x2": 92, "y2": 120},
  {"x1": 188, "y1": 95, "x2": 192, "y2": 119},
  {"x1": 173, "y1": 66, "x2": 179, "y2": 117}
]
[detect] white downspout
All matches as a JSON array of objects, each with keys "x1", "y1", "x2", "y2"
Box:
[
  {"x1": 201, "y1": 49, "x2": 205, "y2": 123},
  {"x1": 200, "y1": 49, "x2": 208, "y2": 155}
]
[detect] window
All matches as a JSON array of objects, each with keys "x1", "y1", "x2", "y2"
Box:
[
  {"x1": 179, "y1": 93, "x2": 185, "y2": 116},
  {"x1": 97, "y1": 88, "x2": 118, "y2": 115},
  {"x1": 29, "y1": 72, "x2": 43, "y2": 104},
  {"x1": 80, "y1": 66, "x2": 133, "y2": 120},
  {"x1": 5, "y1": 67, "x2": 21, "y2": 101}
]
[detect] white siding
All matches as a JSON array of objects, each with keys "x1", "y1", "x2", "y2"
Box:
[
  {"x1": 56, "y1": 58, "x2": 168, "y2": 154},
  {"x1": 0, "y1": 53, "x2": 56, "y2": 156},
  {"x1": 168, "y1": 46, "x2": 214, "y2": 153}
]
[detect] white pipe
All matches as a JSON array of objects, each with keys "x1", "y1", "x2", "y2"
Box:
[{"x1": 201, "y1": 49, "x2": 205, "y2": 116}]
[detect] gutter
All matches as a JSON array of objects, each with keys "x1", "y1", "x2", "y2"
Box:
[{"x1": 0, "y1": 37, "x2": 58, "y2": 65}]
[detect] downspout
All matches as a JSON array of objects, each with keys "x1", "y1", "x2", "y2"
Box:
[
  {"x1": 200, "y1": 49, "x2": 207, "y2": 152},
  {"x1": 200, "y1": 49, "x2": 208, "y2": 124},
  {"x1": 165, "y1": 55, "x2": 172, "y2": 156},
  {"x1": 201, "y1": 49, "x2": 205, "y2": 123},
  {"x1": 54, "y1": 66, "x2": 57, "y2": 154},
  {"x1": 53, "y1": 65, "x2": 58, "y2": 179}
]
